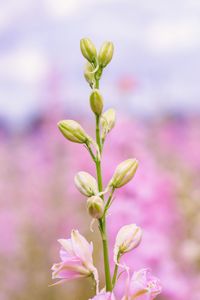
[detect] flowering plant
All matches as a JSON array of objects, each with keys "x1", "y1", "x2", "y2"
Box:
[{"x1": 51, "y1": 38, "x2": 162, "y2": 299}]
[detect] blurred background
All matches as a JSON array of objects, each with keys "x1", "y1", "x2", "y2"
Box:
[{"x1": 0, "y1": 1, "x2": 200, "y2": 299}]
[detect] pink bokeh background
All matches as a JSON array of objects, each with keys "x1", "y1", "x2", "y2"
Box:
[{"x1": 1, "y1": 1, "x2": 200, "y2": 299}]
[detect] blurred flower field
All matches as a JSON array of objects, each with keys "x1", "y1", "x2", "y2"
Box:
[
  {"x1": 1, "y1": 1, "x2": 200, "y2": 299},
  {"x1": 0, "y1": 107, "x2": 200, "y2": 300}
]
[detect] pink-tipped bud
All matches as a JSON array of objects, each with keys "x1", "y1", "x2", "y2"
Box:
[
  {"x1": 114, "y1": 224, "x2": 142, "y2": 263},
  {"x1": 108, "y1": 159, "x2": 138, "y2": 188},
  {"x1": 87, "y1": 196, "x2": 104, "y2": 219}
]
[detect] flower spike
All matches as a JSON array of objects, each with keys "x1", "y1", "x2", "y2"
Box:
[{"x1": 52, "y1": 38, "x2": 162, "y2": 300}]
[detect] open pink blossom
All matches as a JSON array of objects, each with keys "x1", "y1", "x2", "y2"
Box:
[
  {"x1": 122, "y1": 268, "x2": 162, "y2": 300},
  {"x1": 90, "y1": 292, "x2": 116, "y2": 300},
  {"x1": 51, "y1": 230, "x2": 98, "y2": 289}
]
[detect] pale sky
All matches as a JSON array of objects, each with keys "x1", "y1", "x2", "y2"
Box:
[{"x1": 0, "y1": 0, "x2": 200, "y2": 127}]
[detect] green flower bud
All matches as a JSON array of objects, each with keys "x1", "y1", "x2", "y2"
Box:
[
  {"x1": 58, "y1": 120, "x2": 89, "y2": 144},
  {"x1": 84, "y1": 62, "x2": 95, "y2": 86},
  {"x1": 101, "y1": 108, "x2": 116, "y2": 139},
  {"x1": 98, "y1": 41, "x2": 114, "y2": 68},
  {"x1": 108, "y1": 159, "x2": 139, "y2": 188},
  {"x1": 80, "y1": 38, "x2": 97, "y2": 63},
  {"x1": 87, "y1": 195, "x2": 104, "y2": 219},
  {"x1": 90, "y1": 89, "x2": 104, "y2": 116},
  {"x1": 74, "y1": 171, "x2": 98, "y2": 197}
]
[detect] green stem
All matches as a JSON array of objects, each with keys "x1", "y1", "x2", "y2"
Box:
[
  {"x1": 112, "y1": 264, "x2": 119, "y2": 288},
  {"x1": 112, "y1": 252, "x2": 120, "y2": 288},
  {"x1": 95, "y1": 114, "x2": 112, "y2": 292},
  {"x1": 85, "y1": 142, "x2": 96, "y2": 162},
  {"x1": 103, "y1": 187, "x2": 115, "y2": 217},
  {"x1": 95, "y1": 115, "x2": 102, "y2": 154},
  {"x1": 99, "y1": 218, "x2": 112, "y2": 291},
  {"x1": 96, "y1": 159, "x2": 103, "y2": 191},
  {"x1": 95, "y1": 79, "x2": 99, "y2": 89}
]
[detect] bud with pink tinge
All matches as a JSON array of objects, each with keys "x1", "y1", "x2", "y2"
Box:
[{"x1": 114, "y1": 224, "x2": 142, "y2": 263}]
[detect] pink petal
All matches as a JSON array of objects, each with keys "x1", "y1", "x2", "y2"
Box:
[
  {"x1": 58, "y1": 238, "x2": 75, "y2": 257},
  {"x1": 71, "y1": 230, "x2": 93, "y2": 264},
  {"x1": 52, "y1": 258, "x2": 90, "y2": 280},
  {"x1": 90, "y1": 292, "x2": 116, "y2": 300}
]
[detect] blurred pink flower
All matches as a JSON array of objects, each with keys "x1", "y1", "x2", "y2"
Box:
[
  {"x1": 90, "y1": 292, "x2": 116, "y2": 300},
  {"x1": 122, "y1": 268, "x2": 162, "y2": 300},
  {"x1": 51, "y1": 230, "x2": 98, "y2": 287},
  {"x1": 1, "y1": 112, "x2": 200, "y2": 299}
]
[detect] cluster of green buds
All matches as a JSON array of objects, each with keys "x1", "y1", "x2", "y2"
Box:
[
  {"x1": 74, "y1": 171, "x2": 104, "y2": 219},
  {"x1": 56, "y1": 38, "x2": 140, "y2": 294},
  {"x1": 80, "y1": 38, "x2": 114, "y2": 89}
]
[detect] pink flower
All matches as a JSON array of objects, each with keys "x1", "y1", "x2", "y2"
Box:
[
  {"x1": 123, "y1": 268, "x2": 162, "y2": 300},
  {"x1": 51, "y1": 230, "x2": 98, "y2": 289},
  {"x1": 90, "y1": 292, "x2": 116, "y2": 300}
]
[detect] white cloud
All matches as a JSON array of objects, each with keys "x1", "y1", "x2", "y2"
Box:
[
  {"x1": 44, "y1": 0, "x2": 87, "y2": 18},
  {"x1": 146, "y1": 19, "x2": 200, "y2": 53},
  {"x1": 0, "y1": 47, "x2": 49, "y2": 84},
  {"x1": 0, "y1": 0, "x2": 32, "y2": 32}
]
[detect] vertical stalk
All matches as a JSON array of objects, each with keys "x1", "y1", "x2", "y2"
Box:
[
  {"x1": 99, "y1": 218, "x2": 112, "y2": 291},
  {"x1": 96, "y1": 116, "x2": 102, "y2": 154},
  {"x1": 95, "y1": 114, "x2": 112, "y2": 291},
  {"x1": 112, "y1": 264, "x2": 118, "y2": 288},
  {"x1": 96, "y1": 159, "x2": 103, "y2": 191},
  {"x1": 95, "y1": 79, "x2": 99, "y2": 89}
]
